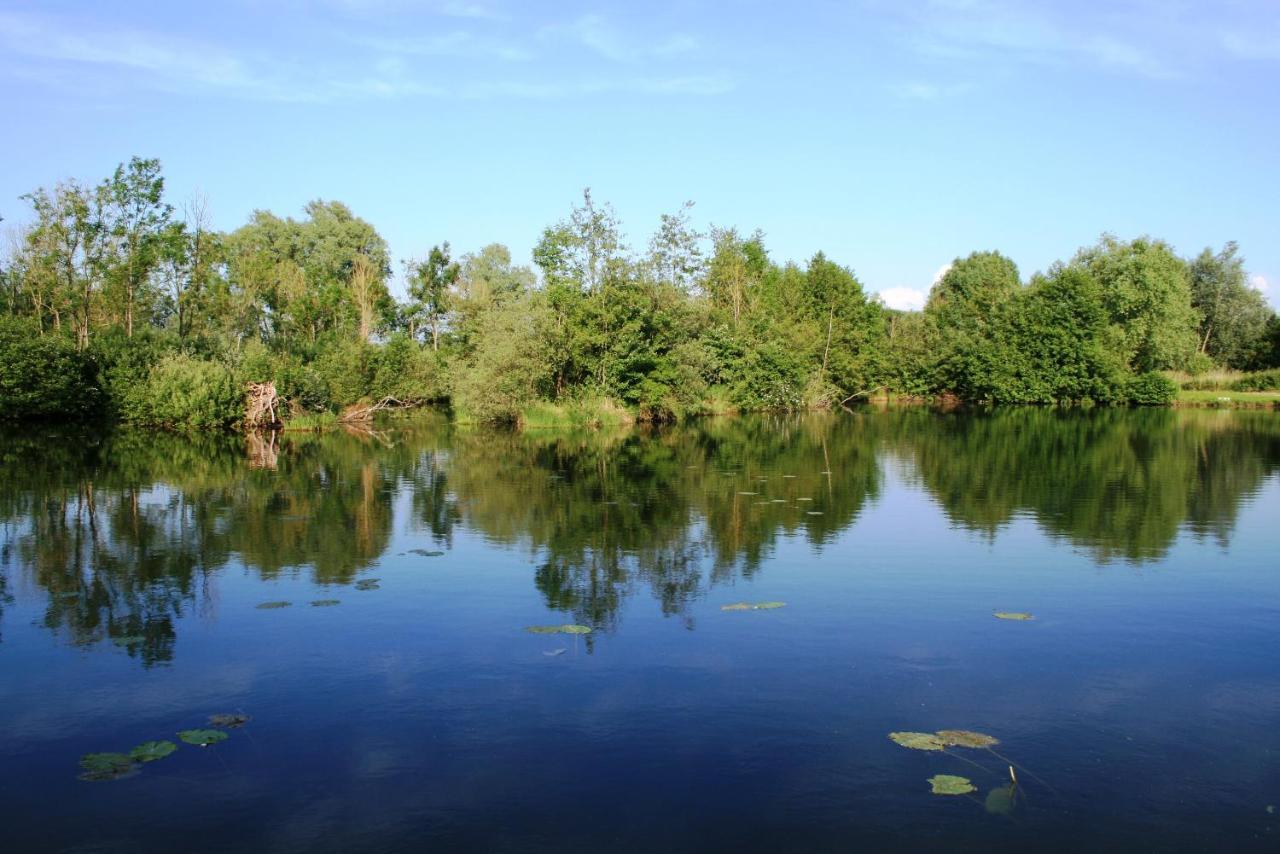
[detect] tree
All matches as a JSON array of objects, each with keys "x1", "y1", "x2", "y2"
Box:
[
  {"x1": 924, "y1": 251, "x2": 1023, "y2": 399},
  {"x1": 100, "y1": 157, "x2": 172, "y2": 338},
  {"x1": 405, "y1": 242, "x2": 459, "y2": 350},
  {"x1": 647, "y1": 201, "x2": 704, "y2": 291},
  {"x1": 1188, "y1": 242, "x2": 1273, "y2": 369},
  {"x1": 1070, "y1": 234, "x2": 1198, "y2": 372}
]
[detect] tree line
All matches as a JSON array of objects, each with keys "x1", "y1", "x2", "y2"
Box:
[{"x1": 2, "y1": 157, "x2": 1277, "y2": 427}]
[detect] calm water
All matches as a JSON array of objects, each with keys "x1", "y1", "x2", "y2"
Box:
[{"x1": 2, "y1": 409, "x2": 1279, "y2": 853}]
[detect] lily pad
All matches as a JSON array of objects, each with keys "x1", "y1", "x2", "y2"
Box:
[
  {"x1": 721, "y1": 602, "x2": 753, "y2": 611},
  {"x1": 754, "y1": 601, "x2": 787, "y2": 610},
  {"x1": 408, "y1": 549, "x2": 445, "y2": 557},
  {"x1": 177, "y1": 729, "x2": 229, "y2": 747},
  {"x1": 737, "y1": 492, "x2": 758, "y2": 496},
  {"x1": 806, "y1": 511, "x2": 823, "y2": 515},
  {"x1": 255, "y1": 601, "x2": 291, "y2": 609},
  {"x1": 129, "y1": 741, "x2": 177, "y2": 763},
  {"x1": 311, "y1": 599, "x2": 340, "y2": 607},
  {"x1": 524, "y1": 624, "x2": 592, "y2": 635},
  {"x1": 993, "y1": 612, "x2": 1034, "y2": 621},
  {"x1": 928, "y1": 774, "x2": 976, "y2": 795},
  {"x1": 936, "y1": 729, "x2": 1000, "y2": 749},
  {"x1": 110, "y1": 635, "x2": 146, "y2": 646},
  {"x1": 209, "y1": 713, "x2": 251, "y2": 729},
  {"x1": 78, "y1": 752, "x2": 137, "y2": 782},
  {"x1": 889, "y1": 731, "x2": 946, "y2": 751},
  {"x1": 354, "y1": 579, "x2": 381, "y2": 591},
  {"x1": 985, "y1": 784, "x2": 1017, "y2": 815},
  {"x1": 559, "y1": 624, "x2": 592, "y2": 634}
]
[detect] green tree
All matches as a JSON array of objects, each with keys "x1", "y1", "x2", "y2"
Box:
[
  {"x1": 405, "y1": 242, "x2": 460, "y2": 350},
  {"x1": 1188, "y1": 242, "x2": 1274, "y2": 369},
  {"x1": 1070, "y1": 234, "x2": 1198, "y2": 372}
]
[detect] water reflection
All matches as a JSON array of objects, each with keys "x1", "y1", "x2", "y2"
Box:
[{"x1": 0, "y1": 408, "x2": 1276, "y2": 661}]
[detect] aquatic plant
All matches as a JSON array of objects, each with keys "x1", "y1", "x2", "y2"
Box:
[
  {"x1": 524, "y1": 624, "x2": 592, "y2": 634},
  {"x1": 311, "y1": 599, "x2": 341, "y2": 607},
  {"x1": 984, "y1": 783, "x2": 1018, "y2": 815},
  {"x1": 993, "y1": 612, "x2": 1034, "y2": 621},
  {"x1": 209, "y1": 713, "x2": 251, "y2": 729},
  {"x1": 721, "y1": 601, "x2": 787, "y2": 611},
  {"x1": 354, "y1": 579, "x2": 381, "y2": 591},
  {"x1": 255, "y1": 601, "x2": 291, "y2": 609},
  {"x1": 78, "y1": 752, "x2": 137, "y2": 782},
  {"x1": 937, "y1": 730, "x2": 999, "y2": 748},
  {"x1": 928, "y1": 774, "x2": 976, "y2": 795},
  {"x1": 889, "y1": 732, "x2": 946, "y2": 751},
  {"x1": 129, "y1": 741, "x2": 177, "y2": 763},
  {"x1": 178, "y1": 729, "x2": 228, "y2": 747},
  {"x1": 408, "y1": 549, "x2": 445, "y2": 557}
]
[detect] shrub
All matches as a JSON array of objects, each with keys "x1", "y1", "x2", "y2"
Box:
[
  {"x1": 1124, "y1": 372, "x2": 1177, "y2": 405},
  {"x1": 126, "y1": 354, "x2": 244, "y2": 429},
  {"x1": 0, "y1": 318, "x2": 100, "y2": 419},
  {"x1": 1230, "y1": 368, "x2": 1280, "y2": 392},
  {"x1": 368, "y1": 333, "x2": 448, "y2": 402}
]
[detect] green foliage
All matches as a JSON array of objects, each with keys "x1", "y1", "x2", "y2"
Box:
[
  {"x1": 121, "y1": 354, "x2": 244, "y2": 429},
  {"x1": 0, "y1": 318, "x2": 100, "y2": 418},
  {"x1": 1124, "y1": 372, "x2": 1178, "y2": 406},
  {"x1": 1189, "y1": 242, "x2": 1274, "y2": 369},
  {"x1": 1231, "y1": 368, "x2": 1280, "y2": 392}
]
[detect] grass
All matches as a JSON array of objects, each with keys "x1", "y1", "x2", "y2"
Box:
[
  {"x1": 1176, "y1": 389, "x2": 1280, "y2": 408},
  {"x1": 519, "y1": 396, "x2": 635, "y2": 430},
  {"x1": 281, "y1": 411, "x2": 339, "y2": 431}
]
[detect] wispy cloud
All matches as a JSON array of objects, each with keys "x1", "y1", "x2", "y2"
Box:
[
  {"x1": 877, "y1": 286, "x2": 928, "y2": 311},
  {"x1": 1221, "y1": 31, "x2": 1280, "y2": 61},
  {"x1": 0, "y1": 8, "x2": 732, "y2": 103},
  {"x1": 542, "y1": 14, "x2": 698, "y2": 63},
  {"x1": 891, "y1": 81, "x2": 970, "y2": 99},
  {"x1": 357, "y1": 31, "x2": 534, "y2": 62},
  {"x1": 875, "y1": 0, "x2": 1179, "y2": 80}
]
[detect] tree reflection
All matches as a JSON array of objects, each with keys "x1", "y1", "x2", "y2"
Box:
[{"x1": 0, "y1": 408, "x2": 1276, "y2": 660}]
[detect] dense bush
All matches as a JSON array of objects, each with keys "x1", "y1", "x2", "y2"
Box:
[
  {"x1": 1231, "y1": 369, "x2": 1280, "y2": 392},
  {"x1": 1124, "y1": 372, "x2": 1178, "y2": 405},
  {"x1": 0, "y1": 318, "x2": 100, "y2": 418},
  {"x1": 124, "y1": 354, "x2": 244, "y2": 429}
]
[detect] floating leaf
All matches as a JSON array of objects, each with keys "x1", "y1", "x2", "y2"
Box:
[
  {"x1": 797, "y1": 497, "x2": 813, "y2": 502},
  {"x1": 78, "y1": 752, "x2": 137, "y2": 782},
  {"x1": 984, "y1": 784, "x2": 1017, "y2": 815},
  {"x1": 993, "y1": 612, "x2": 1034, "y2": 621},
  {"x1": 408, "y1": 549, "x2": 445, "y2": 557},
  {"x1": 754, "y1": 601, "x2": 786, "y2": 610},
  {"x1": 737, "y1": 492, "x2": 758, "y2": 496},
  {"x1": 255, "y1": 601, "x2": 291, "y2": 609},
  {"x1": 543, "y1": 648, "x2": 567, "y2": 657},
  {"x1": 209, "y1": 713, "x2": 251, "y2": 729},
  {"x1": 129, "y1": 741, "x2": 177, "y2": 763},
  {"x1": 354, "y1": 579, "x2": 381, "y2": 591},
  {"x1": 524, "y1": 624, "x2": 592, "y2": 635},
  {"x1": 177, "y1": 729, "x2": 228, "y2": 747},
  {"x1": 937, "y1": 730, "x2": 1000, "y2": 749},
  {"x1": 721, "y1": 603, "x2": 753, "y2": 611},
  {"x1": 889, "y1": 731, "x2": 946, "y2": 751},
  {"x1": 929, "y1": 774, "x2": 976, "y2": 795},
  {"x1": 311, "y1": 599, "x2": 340, "y2": 607},
  {"x1": 806, "y1": 511, "x2": 823, "y2": 515},
  {"x1": 110, "y1": 635, "x2": 146, "y2": 646}
]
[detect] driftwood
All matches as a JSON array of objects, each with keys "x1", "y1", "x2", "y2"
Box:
[
  {"x1": 245, "y1": 381, "x2": 281, "y2": 427},
  {"x1": 840, "y1": 386, "x2": 885, "y2": 407},
  {"x1": 338, "y1": 396, "x2": 413, "y2": 423}
]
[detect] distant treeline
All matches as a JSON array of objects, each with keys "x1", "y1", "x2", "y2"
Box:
[{"x1": 2, "y1": 157, "x2": 1277, "y2": 428}]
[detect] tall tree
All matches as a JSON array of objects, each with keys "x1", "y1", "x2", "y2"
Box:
[
  {"x1": 1188, "y1": 242, "x2": 1273, "y2": 369},
  {"x1": 406, "y1": 243, "x2": 460, "y2": 351},
  {"x1": 100, "y1": 157, "x2": 172, "y2": 337},
  {"x1": 1070, "y1": 234, "x2": 1198, "y2": 372}
]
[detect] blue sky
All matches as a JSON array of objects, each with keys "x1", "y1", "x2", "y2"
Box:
[{"x1": 2, "y1": 0, "x2": 1278, "y2": 308}]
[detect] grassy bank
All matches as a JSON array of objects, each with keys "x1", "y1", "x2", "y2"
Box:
[{"x1": 1176, "y1": 389, "x2": 1280, "y2": 408}]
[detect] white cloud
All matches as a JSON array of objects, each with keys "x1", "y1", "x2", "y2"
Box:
[
  {"x1": 1249, "y1": 274, "x2": 1269, "y2": 293},
  {"x1": 932, "y1": 263, "x2": 952, "y2": 285},
  {"x1": 1221, "y1": 31, "x2": 1280, "y2": 60},
  {"x1": 357, "y1": 31, "x2": 534, "y2": 62},
  {"x1": 543, "y1": 14, "x2": 698, "y2": 63},
  {"x1": 878, "y1": 286, "x2": 928, "y2": 312},
  {"x1": 891, "y1": 81, "x2": 970, "y2": 99}
]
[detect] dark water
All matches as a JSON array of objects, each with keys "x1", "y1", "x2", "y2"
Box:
[{"x1": 2, "y1": 409, "x2": 1279, "y2": 853}]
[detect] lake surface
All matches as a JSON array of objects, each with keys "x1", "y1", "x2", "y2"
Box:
[{"x1": 1, "y1": 408, "x2": 1278, "y2": 852}]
